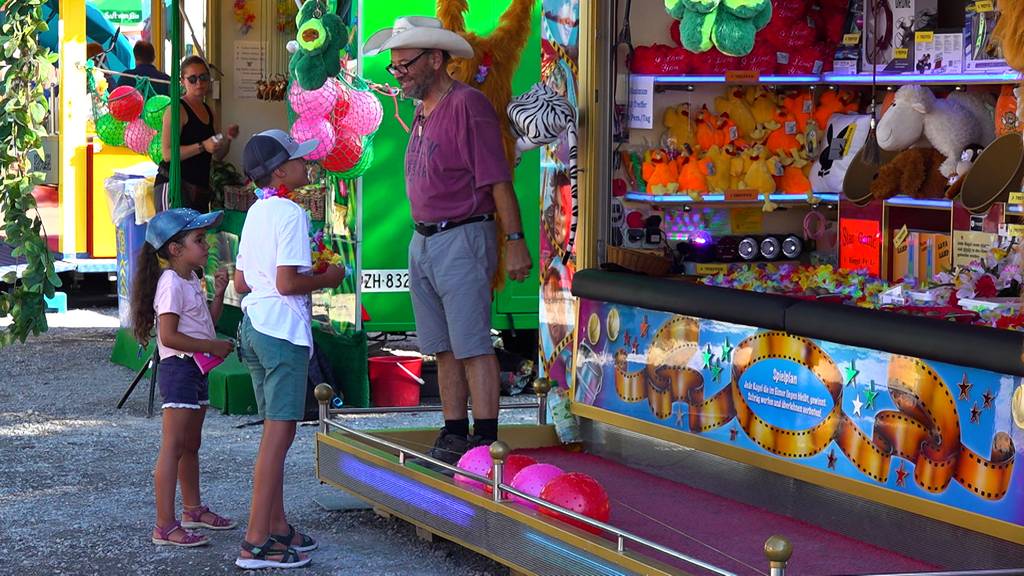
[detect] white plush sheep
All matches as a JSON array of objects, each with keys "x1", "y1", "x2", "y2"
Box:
[{"x1": 876, "y1": 85, "x2": 995, "y2": 178}]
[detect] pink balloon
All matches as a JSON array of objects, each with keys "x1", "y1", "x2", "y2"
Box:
[
  {"x1": 453, "y1": 445, "x2": 493, "y2": 491},
  {"x1": 343, "y1": 90, "x2": 383, "y2": 136},
  {"x1": 290, "y1": 116, "x2": 335, "y2": 161},
  {"x1": 289, "y1": 78, "x2": 342, "y2": 120},
  {"x1": 124, "y1": 119, "x2": 156, "y2": 154},
  {"x1": 509, "y1": 463, "x2": 564, "y2": 509}
]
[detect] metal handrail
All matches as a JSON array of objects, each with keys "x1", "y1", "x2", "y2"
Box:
[
  {"x1": 321, "y1": 417, "x2": 737, "y2": 576},
  {"x1": 328, "y1": 401, "x2": 540, "y2": 416},
  {"x1": 859, "y1": 571, "x2": 1024, "y2": 576}
]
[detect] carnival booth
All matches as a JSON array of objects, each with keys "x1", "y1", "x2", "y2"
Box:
[{"x1": 315, "y1": 1, "x2": 1024, "y2": 574}]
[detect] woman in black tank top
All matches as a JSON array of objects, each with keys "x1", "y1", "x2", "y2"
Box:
[{"x1": 157, "y1": 56, "x2": 240, "y2": 211}]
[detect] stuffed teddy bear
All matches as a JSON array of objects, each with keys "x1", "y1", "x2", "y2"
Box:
[
  {"x1": 288, "y1": 0, "x2": 347, "y2": 90},
  {"x1": 876, "y1": 85, "x2": 995, "y2": 178},
  {"x1": 663, "y1": 103, "x2": 698, "y2": 150},
  {"x1": 869, "y1": 148, "x2": 949, "y2": 200}
]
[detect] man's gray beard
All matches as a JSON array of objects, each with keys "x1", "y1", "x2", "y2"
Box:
[{"x1": 404, "y1": 81, "x2": 429, "y2": 102}]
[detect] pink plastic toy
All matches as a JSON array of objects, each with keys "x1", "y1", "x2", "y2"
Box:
[
  {"x1": 290, "y1": 116, "x2": 335, "y2": 161},
  {"x1": 508, "y1": 463, "x2": 564, "y2": 509}
]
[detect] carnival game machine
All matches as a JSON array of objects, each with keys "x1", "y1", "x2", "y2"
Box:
[{"x1": 315, "y1": 0, "x2": 1024, "y2": 574}]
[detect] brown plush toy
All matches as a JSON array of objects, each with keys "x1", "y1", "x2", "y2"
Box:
[
  {"x1": 870, "y1": 148, "x2": 950, "y2": 200},
  {"x1": 437, "y1": 0, "x2": 535, "y2": 290}
]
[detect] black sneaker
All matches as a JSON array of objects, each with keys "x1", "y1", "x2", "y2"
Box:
[{"x1": 427, "y1": 429, "x2": 472, "y2": 465}]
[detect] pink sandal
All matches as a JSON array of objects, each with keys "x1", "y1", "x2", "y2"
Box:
[
  {"x1": 181, "y1": 505, "x2": 237, "y2": 530},
  {"x1": 152, "y1": 521, "x2": 209, "y2": 547}
]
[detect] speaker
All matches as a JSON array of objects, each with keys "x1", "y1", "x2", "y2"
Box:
[{"x1": 738, "y1": 236, "x2": 759, "y2": 261}]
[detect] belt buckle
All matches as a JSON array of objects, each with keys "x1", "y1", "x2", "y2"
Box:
[{"x1": 437, "y1": 220, "x2": 450, "y2": 232}]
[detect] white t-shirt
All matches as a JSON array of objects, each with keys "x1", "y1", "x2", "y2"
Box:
[{"x1": 237, "y1": 196, "x2": 313, "y2": 353}]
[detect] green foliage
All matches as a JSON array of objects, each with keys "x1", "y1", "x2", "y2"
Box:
[{"x1": 0, "y1": 0, "x2": 61, "y2": 347}]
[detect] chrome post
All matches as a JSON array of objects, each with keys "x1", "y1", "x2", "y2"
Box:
[
  {"x1": 489, "y1": 441, "x2": 510, "y2": 502},
  {"x1": 398, "y1": 452, "x2": 406, "y2": 466},
  {"x1": 764, "y1": 535, "x2": 792, "y2": 576},
  {"x1": 533, "y1": 378, "x2": 552, "y2": 425},
  {"x1": 617, "y1": 536, "x2": 625, "y2": 553},
  {"x1": 313, "y1": 384, "x2": 335, "y2": 435}
]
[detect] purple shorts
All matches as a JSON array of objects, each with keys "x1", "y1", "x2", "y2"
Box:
[{"x1": 157, "y1": 356, "x2": 210, "y2": 409}]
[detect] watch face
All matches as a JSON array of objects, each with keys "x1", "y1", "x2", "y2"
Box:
[
  {"x1": 782, "y1": 235, "x2": 803, "y2": 259},
  {"x1": 760, "y1": 236, "x2": 781, "y2": 260},
  {"x1": 738, "y1": 237, "x2": 759, "y2": 261}
]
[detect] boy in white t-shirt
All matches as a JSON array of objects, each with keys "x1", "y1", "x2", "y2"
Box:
[{"x1": 233, "y1": 129, "x2": 344, "y2": 570}]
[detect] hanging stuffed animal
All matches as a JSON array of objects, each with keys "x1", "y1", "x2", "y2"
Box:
[
  {"x1": 288, "y1": 0, "x2": 347, "y2": 90},
  {"x1": 714, "y1": 87, "x2": 757, "y2": 137},
  {"x1": 643, "y1": 149, "x2": 680, "y2": 195},
  {"x1": 663, "y1": 103, "x2": 698, "y2": 151},
  {"x1": 704, "y1": 145, "x2": 734, "y2": 192},
  {"x1": 670, "y1": 0, "x2": 775, "y2": 58},
  {"x1": 507, "y1": 82, "x2": 574, "y2": 166},
  {"x1": 996, "y1": 85, "x2": 1021, "y2": 137},
  {"x1": 676, "y1": 144, "x2": 708, "y2": 201}
]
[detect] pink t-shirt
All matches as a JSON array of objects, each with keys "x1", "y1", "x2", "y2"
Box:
[
  {"x1": 154, "y1": 269, "x2": 216, "y2": 360},
  {"x1": 404, "y1": 81, "x2": 511, "y2": 223}
]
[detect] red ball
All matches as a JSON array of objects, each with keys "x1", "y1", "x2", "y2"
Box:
[
  {"x1": 538, "y1": 472, "x2": 611, "y2": 535},
  {"x1": 331, "y1": 88, "x2": 351, "y2": 126},
  {"x1": 485, "y1": 454, "x2": 537, "y2": 494},
  {"x1": 321, "y1": 129, "x2": 363, "y2": 173},
  {"x1": 108, "y1": 86, "x2": 144, "y2": 122}
]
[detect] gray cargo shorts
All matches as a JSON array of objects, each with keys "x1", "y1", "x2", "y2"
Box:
[{"x1": 408, "y1": 220, "x2": 497, "y2": 359}]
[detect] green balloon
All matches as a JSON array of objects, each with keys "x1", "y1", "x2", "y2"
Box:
[
  {"x1": 148, "y1": 133, "x2": 163, "y2": 164},
  {"x1": 143, "y1": 95, "x2": 172, "y2": 130},
  {"x1": 96, "y1": 114, "x2": 127, "y2": 147}
]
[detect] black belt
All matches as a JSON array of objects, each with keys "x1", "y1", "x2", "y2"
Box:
[{"x1": 414, "y1": 214, "x2": 494, "y2": 237}]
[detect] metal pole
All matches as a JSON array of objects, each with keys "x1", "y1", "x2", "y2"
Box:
[
  {"x1": 534, "y1": 378, "x2": 551, "y2": 425},
  {"x1": 764, "y1": 535, "x2": 793, "y2": 576},
  {"x1": 314, "y1": 384, "x2": 334, "y2": 434},
  {"x1": 490, "y1": 441, "x2": 509, "y2": 502},
  {"x1": 169, "y1": 0, "x2": 182, "y2": 208}
]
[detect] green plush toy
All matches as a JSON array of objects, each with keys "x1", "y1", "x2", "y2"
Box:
[
  {"x1": 673, "y1": 0, "x2": 772, "y2": 57},
  {"x1": 288, "y1": 0, "x2": 348, "y2": 90}
]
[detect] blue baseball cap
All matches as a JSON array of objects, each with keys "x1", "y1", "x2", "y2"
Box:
[
  {"x1": 243, "y1": 129, "x2": 319, "y2": 182},
  {"x1": 145, "y1": 208, "x2": 224, "y2": 250}
]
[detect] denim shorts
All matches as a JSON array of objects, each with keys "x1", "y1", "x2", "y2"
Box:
[
  {"x1": 157, "y1": 355, "x2": 210, "y2": 410},
  {"x1": 238, "y1": 315, "x2": 309, "y2": 421}
]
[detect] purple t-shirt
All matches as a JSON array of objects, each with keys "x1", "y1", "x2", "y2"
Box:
[{"x1": 405, "y1": 81, "x2": 511, "y2": 223}]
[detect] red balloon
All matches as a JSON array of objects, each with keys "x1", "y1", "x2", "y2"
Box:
[
  {"x1": 485, "y1": 454, "x2": 537, "y2": 494},
  {"x1": 108, "y1": 86, "x2": 144, "y2": 122},
  {"x1": 321, "y1": 129, "x2": 363, "y2": 173},
  {"x1": 538, "y1": 472, "x2": 611, "y2": 535}
]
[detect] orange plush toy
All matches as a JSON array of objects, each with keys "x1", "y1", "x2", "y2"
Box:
[
  {"x1": 813, "y1": 89, "x2": 859, "y2": 133},
  {"x1": 643, "y1": 149, "x2": 680, "y2": 195},
  {"x1": 676, "y1": 144, "x2": 708, "y2": 201},
  {"x1": 765, "y1": 107, "x2": 805, "y2": 160},
  {"x1": 996, "y1": 85, "x2": 1021, "y2": 137},
  {"x1": 782, "y1": 90, "x2": 814, "y2": 133}
]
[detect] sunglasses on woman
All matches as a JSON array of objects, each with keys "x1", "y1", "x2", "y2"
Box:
[{"x1": 186, "y1": 73, "x2": 211, "y2": 84}]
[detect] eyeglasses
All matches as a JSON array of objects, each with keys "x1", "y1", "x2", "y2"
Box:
[
  {"x1": 386, "y1": 51, "x2": 428, "y2": 77},
  {"x1": 186, "y1": 73, "x2": 210, "y2": 84}
]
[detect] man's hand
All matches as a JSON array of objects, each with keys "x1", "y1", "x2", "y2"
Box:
[{"x1": 505, "y1": 240, "x2": 532, "y2": 282}]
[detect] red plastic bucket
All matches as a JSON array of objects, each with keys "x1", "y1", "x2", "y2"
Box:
[{"x1": 368, "y1": 355, "x2": 423, "y2": 407}]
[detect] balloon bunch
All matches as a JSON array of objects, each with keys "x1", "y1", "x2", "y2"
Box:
[
  {"x1": 288, "y1": 75, "x2": 383, "y2": 179},
  {"x1": 94, "y1": 85, "x2": 171, "y2": 165},
  {"x1": 454, "y1": 446, "x2": 611, "y2": 535}
]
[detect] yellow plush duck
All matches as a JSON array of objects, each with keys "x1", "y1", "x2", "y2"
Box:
[
  {"x1": 662, "y1": 103, "x2": 697, "y2": 151},
  {"x1": 643, "y1": 149, "x2": 680, "y2": 195},
  {"x1": 703, "y1": 145, "x2": 733, "y2": 193},
  {"x1": 739, "y1": 146, "x2": 778, "y2": 212},
  {"x1": 715, "y1": 88, "x2": 757, "y2": 139},
  {"x1": 745, "y1": 86, "x2": 778, "y2": 143}
]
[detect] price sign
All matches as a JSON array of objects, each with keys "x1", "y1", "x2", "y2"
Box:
[{"x1": 725, "y1": 70, "x2": 761, "y2": 84}]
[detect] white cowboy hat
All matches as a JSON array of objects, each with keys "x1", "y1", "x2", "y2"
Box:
[{"x1": 363, "y1": 16, "x2": 474, "y2": 59}]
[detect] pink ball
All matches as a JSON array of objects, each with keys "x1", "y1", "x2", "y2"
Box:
[
  {"x1": 485, "y1": 454, "x2": 537, "y2": 494},
  {"x1": 289, "y1": 78, "x2": 341, "y2": 120},
  {"x1": 343, "y1": 90, "x2": 383, "y2": 136},
  {"x1": 290, "y1": 116, "x2": 335, "y2": 161},
  {"x1": 124, "y1": 119, "x2": 156, "y2": 154},
  {"x1": 509, "y1": 463, "x2": 564, "y2": 509},
  {"x1": 453, "y1": 445, "x2": 494, "y2": 491}
]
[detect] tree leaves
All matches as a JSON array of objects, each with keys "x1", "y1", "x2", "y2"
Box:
[{"x1": 0, "y1": 0, "x2": 60, "y2": 347}]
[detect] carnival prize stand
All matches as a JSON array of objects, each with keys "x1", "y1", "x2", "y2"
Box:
[{"x1": 314, "y1": 0, "x2": 1024, "y2": 573}]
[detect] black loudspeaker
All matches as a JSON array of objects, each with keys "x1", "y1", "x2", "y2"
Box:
[
  {"x1": 781, "y1": 235, "x2": 804, "y2": 259},
  {"x1": 738, "y1": 236, "x2": 760, "y2": 261},
  {"x1": 714, "y1": 236, "x2": 740, "y2": 262},
  {"x1": 760, "y1": 236, "x2": 782, "y2": 260}
]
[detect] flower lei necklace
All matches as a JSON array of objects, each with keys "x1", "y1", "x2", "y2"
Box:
[{"x1": 254, "y1": 184, "x2": 292, "y2": 201}]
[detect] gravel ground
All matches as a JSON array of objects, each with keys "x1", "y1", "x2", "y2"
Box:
[{"x1": 0, "y1": 303, "x2": 536, "y2": 575}]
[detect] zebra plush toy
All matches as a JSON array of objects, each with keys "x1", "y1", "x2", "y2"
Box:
[{"x1": 507, "y1": 83, "x2": 574, "y2": 166}]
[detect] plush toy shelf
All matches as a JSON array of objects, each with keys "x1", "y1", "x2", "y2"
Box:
[
  {"x1": 624, "y1": 192, "x2": 840, "y2": 205},
  {"x1": 642, "y1": 72, "x2": 1021, "y2": 88}
]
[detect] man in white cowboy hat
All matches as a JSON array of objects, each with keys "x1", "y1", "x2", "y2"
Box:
[{"x1": 366, "y1": 16, "x2": 533, "y2": 463}]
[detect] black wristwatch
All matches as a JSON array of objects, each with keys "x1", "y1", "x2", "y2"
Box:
[{"x1": 506, "y1": 232, "x2": 525, "y2": 241}]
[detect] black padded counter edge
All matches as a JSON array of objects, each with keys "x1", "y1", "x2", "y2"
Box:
[{"x1": 572, "y1": 269, "x2": 1024, "y2": 377}]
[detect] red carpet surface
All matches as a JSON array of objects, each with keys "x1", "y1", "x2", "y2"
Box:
[{"x1": 518, "y1": 447, "x2": 938, "y2": 576}]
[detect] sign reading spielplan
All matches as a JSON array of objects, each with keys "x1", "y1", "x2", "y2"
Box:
[{"x1": 573, "y1": 298, "x2": 1022, "y2": 532}]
